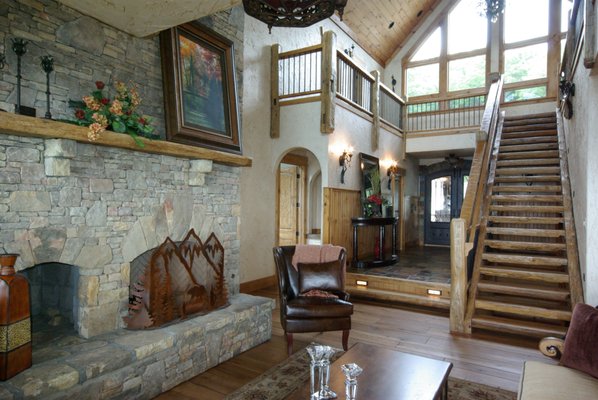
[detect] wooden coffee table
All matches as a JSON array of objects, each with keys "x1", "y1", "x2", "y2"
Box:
[{"x1": 286, "y1": 342, "x2": 452, "y2": 400}]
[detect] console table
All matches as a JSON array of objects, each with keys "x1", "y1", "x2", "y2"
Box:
[{"x1": 351, "y1": 217, "x2": 398, "y2": 268}]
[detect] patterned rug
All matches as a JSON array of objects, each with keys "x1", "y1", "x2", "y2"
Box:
[{"x1": 225, "y1": 346, "x2": 517, "y2": 400}]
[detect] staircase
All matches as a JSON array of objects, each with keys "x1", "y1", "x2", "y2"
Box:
[{"x1": 465, "y1": 112, "x2": 583, "y2": 338}]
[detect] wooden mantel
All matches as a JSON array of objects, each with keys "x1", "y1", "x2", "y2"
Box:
[{"x1": 0, "y1": 112, "x2": 252, "y2": 167}]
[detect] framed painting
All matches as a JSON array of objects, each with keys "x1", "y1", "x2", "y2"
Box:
[{"x1": 160, "y1": 22, "x2": 241, "y2": 154}]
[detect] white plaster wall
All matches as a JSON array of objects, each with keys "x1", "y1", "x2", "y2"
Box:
[
  {"x1": 407, "y1": 133, "x2": 476, "y2": 154},
  {"x1": 240, "y1": 15, "x2": 386, "y2": 283},
  {"x1": 563, "y1": 66, "x2": 598, "y2": 305}
]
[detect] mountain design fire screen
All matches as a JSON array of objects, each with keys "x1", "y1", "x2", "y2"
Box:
[{"x1": 124, "y1": 229, "x2": 228, "y2": 329}]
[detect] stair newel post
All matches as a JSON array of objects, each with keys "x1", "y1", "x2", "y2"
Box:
[
  {"x1": 450, "y1": 218, "x2": 472, "y2": 334},
  {"x1": 270, "y1": 44, "x2": 280, "y2": 138},
  {"x1": 320, "y1": 30, "x2": 336, "y2": 134}
]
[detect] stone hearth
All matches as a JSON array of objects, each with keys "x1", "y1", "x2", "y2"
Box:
[{"x1": 0, "y1": 294, "x2": 274, "y2": 399}]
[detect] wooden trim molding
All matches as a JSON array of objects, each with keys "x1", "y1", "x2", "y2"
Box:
[
  {"x1": 240, "y1": 275, "x2": 277, "y2": 294},
  {"x1": 0, "y1": 112, "x2": 252, "y2": 167}
]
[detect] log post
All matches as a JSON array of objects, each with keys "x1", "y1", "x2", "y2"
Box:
[
  {"x1": 321, "y1": 31, "x2": 337, "y2": 134},
  {"x1": 370, "y1": 70, "x2": 380, "y2": 151},
  {"x1": 271, "y1": 44, "x2": 281, "y2": 138}
]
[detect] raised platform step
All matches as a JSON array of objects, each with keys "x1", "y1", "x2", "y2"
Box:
[
  {"x1": 477, "y1": 281, "x2": 571, "y2": 301},
  {"x1": 471, "y1": 315, "x2": 568, "y2": 338},
  {"x1": 495, "y1": 167, "x2": 561, "y2": 175},
  {"x1": 489, "y1": 205, "x2": 564, "y2": 213},
  {"x1": 496, "y1": 158, "x2": 560, "y2": 168},
  {"x1": 500, "y1": 136, "x2": 558, "y2": 146},
  {"x1": 491, "y1": 194, "x2": 563, "y2": 203},
  {"x1": 487, "y1": 226, "x2": 565, "y2": 238},
  {"x1": 482, "y1": 253, "x2": 568, "y2": 266},
  {"x1": 492, "y1": 186, "x2": 562, "y2": 193},
  {"x1": 494, "y1": 175, "x2": 561, "y2": 184},
  {"x1": 474, "y1": 300, "x2": 572, "y2": 321},
  {"x1": 484, "y1": 240, "x2": 566, "y2": 252},
  {"x1": 499, "y1": 142, "x2": 559, "y2": 152},
  {"x1": 479, "y1": 266, "x2": 570, "y2": 283},
  {"x1": 498, "y1": 150, "x2": 559, "y2": 160}
]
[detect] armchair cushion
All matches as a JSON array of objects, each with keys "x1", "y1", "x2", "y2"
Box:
[
  {"x1": 298, "y1": 260, "x2": 343, "y2": 294},
  {"x1": 285, "y1": 296, "x2": 353, "y2": 319},
  {"x1": 561, "y1": 303, "x2": 598, "y2": 379}
]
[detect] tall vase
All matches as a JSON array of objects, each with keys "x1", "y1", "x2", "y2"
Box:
[{"x1": 0, "y1": 254, "x2": 32, "y2": 380}]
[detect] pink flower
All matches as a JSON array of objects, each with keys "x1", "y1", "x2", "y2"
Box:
[
  {"x1": 88, "y1": 122, "x2": 105, "y2": 141},
  {"x1": 83, "y1": 96, "x2": 101, "y2": 111},
  {"x1": 92, "y1": 113, "x2": 108, "y2": 127},
  {"x1": 109, "y1": 99, "x2": 123, "y2": 116}
]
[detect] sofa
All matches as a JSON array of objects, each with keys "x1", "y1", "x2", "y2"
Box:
[{"x1": 518, "y1": 304, "x2": 598, "y2": 400}]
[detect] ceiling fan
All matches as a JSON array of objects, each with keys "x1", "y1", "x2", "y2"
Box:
[{"x1": 444, "y1": 153, "x2": 465, "y2": 168}]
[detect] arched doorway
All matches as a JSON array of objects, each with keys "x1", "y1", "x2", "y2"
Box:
[{"x1": 276, "y1": 149, "x2": 322, "y2": 246}]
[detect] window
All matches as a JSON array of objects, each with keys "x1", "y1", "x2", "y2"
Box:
[
  {"x1": 404, "y1": 0, "x2": 488, "y2": 100},
  {"x1": 504, "y1": 0, "x2": 548, "y2": 44}
]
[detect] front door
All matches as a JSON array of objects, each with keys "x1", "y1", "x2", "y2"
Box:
[{"x1": 424, "y1": 165, "x2": 470, "y2": 245}]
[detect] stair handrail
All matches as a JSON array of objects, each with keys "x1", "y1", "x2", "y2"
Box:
[{"x1": 450, "y1": 75, "x2": 503, "y2": 334}]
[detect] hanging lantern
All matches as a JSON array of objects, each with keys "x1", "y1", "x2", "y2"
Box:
[
  {"x1": 478, "y1": 0, "x2": 505, "y2": 23},
  {"x1": 243, "y1": 0, "x2": 348, "y2": 33}
]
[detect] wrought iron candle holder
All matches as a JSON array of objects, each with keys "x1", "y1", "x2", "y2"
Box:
[
  {"x1": 40, "y1": 55, "x2": 54, "y2": 119},
  {"x1": 11, "y1": 38, "x2": 29, "y2": 115},
  {"x1": 0, "y1": 53, "x2": 5, "y2": 70}
]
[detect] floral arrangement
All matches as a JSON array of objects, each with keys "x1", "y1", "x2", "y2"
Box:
[
  {"x1": 363, "y1": 194, "x2": 389, "y2": 217},
  {"x1": 71, "y1": 80, "x2": 159, "y2": 146}
]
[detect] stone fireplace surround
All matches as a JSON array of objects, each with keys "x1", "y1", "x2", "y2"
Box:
[{"x1": 0, "y1": 118, "x2": 274, "y2": 398}]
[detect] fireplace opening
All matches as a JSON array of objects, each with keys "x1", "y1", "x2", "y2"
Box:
[{"x1": 21, "y1": 262, "x2": 79, "y2": 345}]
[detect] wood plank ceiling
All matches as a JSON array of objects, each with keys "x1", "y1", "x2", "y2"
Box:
[
  {"x1": 59, "y1": 0, "x2": 439, "y2": 65},
  {"x1": 339, "y1": 0, "x2": 440, "y2": 65}
]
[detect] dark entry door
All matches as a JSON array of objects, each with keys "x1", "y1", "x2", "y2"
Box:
[{"x1": 424, "y1": 164, "x2": 470, "y2": 245}]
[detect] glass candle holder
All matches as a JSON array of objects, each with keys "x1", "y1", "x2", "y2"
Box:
[
  {"x1": 306, "y1": 343, "x2": 337, "y2": 399},
  {"x1": 341, "y1": 363, "x2": 363, "y2": 400}
]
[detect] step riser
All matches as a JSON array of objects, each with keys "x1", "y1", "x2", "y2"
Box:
[
  {"x1": 474, "y1": 300, "x2": 571, "y2": 320},
  {"x1": 480, "y1": 268, "x2": 569, "y2": 283},
  {"x1": 477, "y1": 283, "x2": 570, "y2": 302}
]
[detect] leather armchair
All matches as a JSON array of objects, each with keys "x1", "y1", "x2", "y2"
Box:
[{"x1": 273, "y1": 245, "x2": 353, "y2": 356}]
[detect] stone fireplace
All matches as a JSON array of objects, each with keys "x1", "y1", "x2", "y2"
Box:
[
  {"x1": 0, "y1": 132, "x2": 241, "y2": 338},
  {"x1": 0, "y1": 121, "x2": 273, "y2": 399}
]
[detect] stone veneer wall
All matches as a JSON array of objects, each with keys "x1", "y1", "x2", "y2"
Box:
[
  {"x1": 0, "y1": 0, "x2": 244, "y2": 136},
  {"x1": 0, "y1": 134, "x2": 241, "y2": 338}
]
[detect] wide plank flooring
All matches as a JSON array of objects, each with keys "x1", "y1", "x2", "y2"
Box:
[{"x1": 156, "y1": 286, "x2": 554, "y2": 399}]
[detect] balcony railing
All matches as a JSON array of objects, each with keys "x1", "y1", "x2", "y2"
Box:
[
  {"x1": 336, "y1": 52, "x2": 373, "y2": 114},
  {"x1": 278, "y1": 44, "x2": 322, "y2": 102},
  {"x1": 406, "y1": 94, "x2": 486, "y2": 133}
]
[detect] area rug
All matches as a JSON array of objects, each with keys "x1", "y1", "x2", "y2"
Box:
[{"x1": 225, "y1": 346, "x2": 517, "y2": 400}]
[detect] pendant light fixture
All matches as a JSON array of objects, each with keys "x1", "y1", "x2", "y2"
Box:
[{"x1": 243, "y1": 0, "x2": 348, "y2": 33}]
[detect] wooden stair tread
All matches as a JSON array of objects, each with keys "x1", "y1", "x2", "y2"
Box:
[
  {"x1": 491, "y1": 194, "x2": 563, "y2": 203},
  {"x1": 479, "y1": 266, "x2": 570, "y2": 283},
  {"x1": 500, "y1": 136, "x2": 558, "y2": 146},
  {"x1": 474, "y1": 300, "x2": 571, "y2": 321},
  {"x1": 487, "y1": 226, "x2": 565, "y2": 237},
  {"x1": 484, "y1": 240, "x2": 566, "y2": 252},
  {"x1": 501, "y1": 130, "x2": 557, "y2": 139},
  {"x1": 477, "y1": 281, "x2": 570, "y2": 301},
  {"x1": 482, "y1": 253, "x2": 568, "y2": 266},
  {"x1": 494, "y1": 176, "x2": 561, "y2": 183},
  {"x1": 499, "y1": 143, "x2": 559, "y2": 152},
  {"x1": 471, "y1": 315, "x2": 568, "y2": 337},
  {"x1": 496, "y1": 158, "x2": 560, "y2": 167},
  {"x1": 495, "y1": 167, "x2": 561, "y2": 175},
  {"x1": 498, "y1": 150, "x2": 559, "y2": 160},
  {"x1": 502, "y1": 124, "x2": 557, "y2": 133},
  {"x1": 489, "y1": 205, "x2": 564, "y2": 213},
  {"x1": 503, "y1": 118, "x2": 556, "y2": 127},
  {"x1": 504, "y1": 112, "x2": 556, "y2": 121},
  {"x1": 492, "y1": 185, "x2": 562, "y2": 193}
]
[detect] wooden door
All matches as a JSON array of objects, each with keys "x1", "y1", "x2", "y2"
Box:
[{"x1": 278, "y1": 163, "x2": 299, "y2": 246}]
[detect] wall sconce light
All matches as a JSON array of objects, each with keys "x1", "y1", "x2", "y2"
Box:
[
  {"x1": 391, "y1": 75, "x2": 397, "y2": 92},
  {"x1": 0, "y1": 53, "x2": 5, "y2": 70},
  {"x1": 344, "y1": 44, "x2": 355, "y2": 58},
  {"x1": 339, "y1": 148, "x2": 353, "y2": 184},
  {"x1": 387, "y1": 162, "x2": 400, "y2": 190}
]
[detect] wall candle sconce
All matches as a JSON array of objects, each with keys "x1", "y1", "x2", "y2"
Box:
[
  {"x1": 387, "y1": 162, "x2": 400, "y2": 190},
  {"x1": 40, "y1": 55, "x2": 54, "y2": 119},
  {"x1": 11, "y1": 38, "x2": 29, "y2": 115},
  {"x1": 339, "y1": 148, "x2": 353, "y2": 184},
  {"x1": 0, "y1": 53, "x2": 5, "y2": 70}
]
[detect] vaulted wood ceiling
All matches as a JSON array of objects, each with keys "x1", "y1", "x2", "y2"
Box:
[{"x1": 59, "y1": 0, "x2": 439, "y2": 65}]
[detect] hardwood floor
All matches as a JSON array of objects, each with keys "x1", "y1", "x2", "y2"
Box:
[{"x1": 155, "y1": 286, "x2": 555, "y2": 399}]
